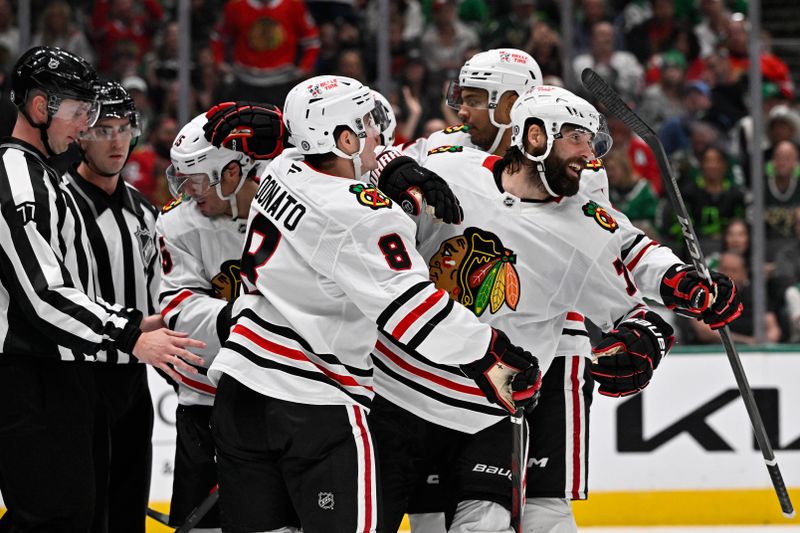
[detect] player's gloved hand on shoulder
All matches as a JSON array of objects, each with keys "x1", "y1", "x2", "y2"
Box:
[
  {"x1": 373, "y1": 151, "x2": 464, "y2": 224},
  {"x1": 203, "y1": 101, "x2": 285, "y2": 160},
  {"x1": 461, "y1": 328, "x2": 542, "y2": 414},
  {"x1": 591, "y1": 309, "x2": 675, "y2": 398},
  {"x1": 660, "y1": 264, "x2": 743, "y2": 329}
]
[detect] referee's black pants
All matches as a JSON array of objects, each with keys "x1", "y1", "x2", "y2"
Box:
[
  {"x1": 92, "y1": 364, "x2": 154, "y2": 533},
  {"x1": 0, "y1": 355, "x2": 99, "y2": 532}
]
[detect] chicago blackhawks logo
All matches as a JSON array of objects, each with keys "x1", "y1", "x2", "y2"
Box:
[
  {"x1": 582, "y1": 200, "x2": 618, "y2": 233},
  {"x1": 427, "y1": 145, "x2": 464, "y2": 156},
  {"x1": 161, "y1": 196, "x2": 183, "y2": 214},
  {"x1": 428, "y1": 227, "x2": 520, "y2": 317},
  {"x1": 585, "y1": 158, "x2": 604, "y2": 171},
  {"x1": 349, "y1": 183, "x2": 392, "y2": 210},
  {"x1": 247, "y1": 18, "x2": 285, "y2": 52},
  {"x1": 211, "y1": 260, "x2": 242, "y2": 302},
  {"x1": 443, "y1": 124, "x2": 469, "y2": 134}
]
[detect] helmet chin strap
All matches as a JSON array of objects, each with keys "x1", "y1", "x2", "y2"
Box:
[
  {"x1": 21, "y1": 109, "x2": 57, "y2": 157},
  {"x1": 216, "y1": 175, "x2": 247, "y2": 220},
  {"x1": 522, "y1": 141, "x2": 560, "y2": 198},
  {"x1": 332, "y1": 136, "x2": 369, "y2": 180}
]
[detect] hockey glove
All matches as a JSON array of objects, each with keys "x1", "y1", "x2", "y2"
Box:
[
  {"x1": 203, "y1": 101, "x2": 285, "y2": 160},
  {"x1": 660, "y1": 264, "x2": 743, "y2": 329},
  {"x1": 375, "y1": 153, "x2": 464, "y2": 224},
  {"x1": 461, "y1": 328, "x2": 542, "y2": 414},
  {"x1": 591, "y1": 310, "x2": 675, "y2": 398}
]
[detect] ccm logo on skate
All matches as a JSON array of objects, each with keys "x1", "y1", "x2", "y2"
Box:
[{"x1": 472, "y1": 463, "x2": 512, "y2": 478}]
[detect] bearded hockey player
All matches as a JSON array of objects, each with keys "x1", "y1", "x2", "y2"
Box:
[{"x1": 369, "y1": 85, "x2": 742, "y2": 533}]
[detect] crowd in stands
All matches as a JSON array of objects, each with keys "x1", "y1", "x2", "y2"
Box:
[{"x1": 0, "y1": 0, "x2": 799, "y2": 345}]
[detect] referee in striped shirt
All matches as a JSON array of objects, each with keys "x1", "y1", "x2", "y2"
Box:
[
  {"x1": 0, "y1": 46, "x2": 204, "y2": 531},
  {"x1": 65, "y1": 80, "x2": 159, "y2": 533}
]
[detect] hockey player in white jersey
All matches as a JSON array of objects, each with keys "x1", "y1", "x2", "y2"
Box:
[
  {"x1": 369, "y1": 85, "x2": 743, "y2": 533},
  {"x1": 400, "y1": 48, "x2": 542, "y2": 165},
  {"x1": 156, "y1": 101, "x2": 285, "y2": 530},
  {"x1": 206, "y1": 75, "x2": 542, "y2": 533}
]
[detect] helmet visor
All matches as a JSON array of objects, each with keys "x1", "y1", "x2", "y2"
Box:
[
  {"x1": 371, "y1": 99, "x2": 391, "y2": 136},
  {"x1": 78, "y1": 118, "x2": 142, "y2": 141},
  {"x1": 166, "y1": 165, "x2": 213, "y2": 200},
  {"x1": 558, "y1": 120, "x2": 613, "y2": 159},
  {"x1": 445, "y1": 80, "x2": 490, "y2": 111},
  {"x1": 51, "y1": 97, "x2": 101, "y2": 127}
]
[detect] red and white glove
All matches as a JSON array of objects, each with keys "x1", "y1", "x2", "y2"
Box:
[
  {"x1": 660, "y1": 264, "x2": 743, "y2": 329},
  {"x1": 461, "y1": 328, "x2": 542, "y2": 413},
  {"x1": 591, "y1": 309, "x2": 675, "y2": 398},
  {"x1": 203, "y1": 101, "x2": 285, "y2": 160}
]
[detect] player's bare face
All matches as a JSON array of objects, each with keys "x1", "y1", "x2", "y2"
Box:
[
  {"x1": 194, "y1": 182, "x2": 230, "y2": 217},
  {"x1": 428, "y1": 236, "x2": 468, "y2": 298},
  {"x1": 457, "y1": 88, "x2": 497, "y2": 151},
  {"x1": 81, "y1": 118, "x2": 132, "y2": 176},
  {"x1": 545, "y1": 126, "x2": 596, "y2": 197}
]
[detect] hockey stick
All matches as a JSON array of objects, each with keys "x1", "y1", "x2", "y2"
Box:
[
  {"x1": 510, "y1": 407, "x2": 527, "y2": 533},
  {"x1": 175, "y1": 484, "x2": 220, "y2": 533},
  {"x1": 146, "y1": 506, "x2": 170, "y2": 525},
  {"x1": 581, "y1": 67, "x2": 795, "y2": 519}
]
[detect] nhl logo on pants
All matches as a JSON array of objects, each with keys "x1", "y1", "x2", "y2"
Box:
[{"x1": 318, "y1": 491, "x2": 335, "y2": 510}]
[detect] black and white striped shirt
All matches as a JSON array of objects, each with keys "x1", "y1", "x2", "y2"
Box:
[
  {"x1": 65, "y1": 168, "x2": 159, "y2": 364},
  {"x1": 0, "y1": 139, "x2": 142, "y2": 361}
]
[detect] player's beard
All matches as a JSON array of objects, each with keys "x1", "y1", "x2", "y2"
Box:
[{"x1": 542, "y1": 151, "x2": 584, "y2": 197}]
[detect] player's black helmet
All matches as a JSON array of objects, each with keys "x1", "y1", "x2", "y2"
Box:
[
  {"x1": 10, "y1": 46, "x2": 98, "y2": 120},
  {"x1": 91, "y1": 79, "x2": 142, "y2": 136}
]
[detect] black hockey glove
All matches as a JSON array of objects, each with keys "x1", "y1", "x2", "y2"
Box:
[
  {"x1": 375, "y1": 153, "x2": 464, "y2": 224},
  {"x1": 660, "y1": 264, "x2": 743, "y2": 329},
  {"x1": 461, "y1": 328, "x2": 542, "y2": 414},
  {"x1": 591, "y1": 310, "x2": 675, "y2": 398},
  {"x1": 203, "y1": 101, "x2": 285, "y2": 160}
]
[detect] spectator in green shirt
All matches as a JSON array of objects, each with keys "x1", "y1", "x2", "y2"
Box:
[{"x1": 605, "y1": 148, "x2": 660, "y2": 239}]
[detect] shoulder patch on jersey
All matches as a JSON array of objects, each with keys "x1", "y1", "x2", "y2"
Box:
[
  {"x1": 443, "y1": 124, "x2": 469, "y2": 134},
  {"x1": 428, "y1": 227, "x2": 520, "y2": 317},
  {"x1": 582, "y1": 200, "x2": 618, "y2": 233},
  {"x1": 161, "y1": 197, "x2": 183, "y2": 214},
  {"x1": 585, "y1": 158, "x2": 604, "y2": 171},
  {"x1": 348, "y1": 183, "x2": 392, "y2": 210},
  {"x1": 427, "y1": 145, "x2": 464, "y2": 156}
]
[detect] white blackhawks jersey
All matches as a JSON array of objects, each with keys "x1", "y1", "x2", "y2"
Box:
[
  {"x1": 399, "y1": 124, "x2": 477, "y2": 165},
  {"x1": 207, "y1": 151, "x2": 493, "y2": 412},
  {"x1": 156, "y1": 199, "x2": 249, "y2": 406},
  {"x1": 373, "y1": 146, "x2": 682, "y2": 433}
]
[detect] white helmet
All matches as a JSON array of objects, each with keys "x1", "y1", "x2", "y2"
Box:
[
  {"x1": 283, "y1": 76, "x2": 389, "y2": 179},
  {"x1": 372, "y1": 90, "x2": 397, "y2": 146},
  {"x1": 446, "y1": 48, "x2": 543, "y2": 153},
  {"x1": 509, "y1": 85, "x2": 612, "y2": 196},
  {"x1": 167, "y1": 112, "x2": 259, "y2": 219}
]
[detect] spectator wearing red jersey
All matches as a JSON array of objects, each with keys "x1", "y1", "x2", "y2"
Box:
[
  {"x1": 211, "y1": 0, "x2": 321, "y2": 106},
  {"x1": 90, "y1": 0, "x2": 165, "y2": 74},
  {"x1": 124, "y1": 115, "x2": 177, "y2": 207}
]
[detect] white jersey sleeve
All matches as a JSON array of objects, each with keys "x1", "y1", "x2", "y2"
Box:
[
  {"x1": 156, "y1": 200, "x2": 248, "y2": 404},
  {"x1": 399, "y1": 125, "x2": 477, "y2": 165},
  {"x1": 581, "y1": 165, "x2": 682, "y2": 304}
]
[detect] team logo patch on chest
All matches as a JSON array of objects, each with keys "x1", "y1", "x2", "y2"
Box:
[
  {"x1": 427, "y1": 145, "x2": 463, "y2": 156},
  {"x1": 582, "y1": 200, "x2": 618, "y2": 233},
  {"x1": 585, "y1": 158, "x2": 604, "y2": 171},
  {"x1": 211, "y1": 260, "x2": 242, "y2": 302},
  {"x1": 428, "y1": 227, "x2": 520, "y2": 316},
  {"x1": 348, "y1": 183, "x2": 392, "y2": 210},
  {"x1": 443, "y1": 124, "x2": 469, "y2": 134},
  {"x1": 161, "y1": 197, "x2": 183, "y2": 214}
]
